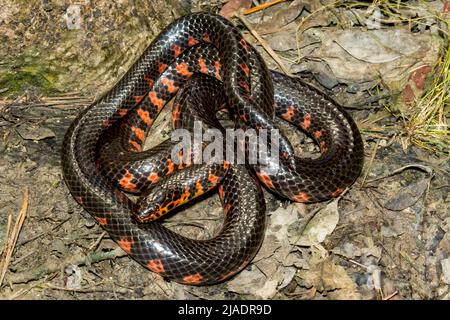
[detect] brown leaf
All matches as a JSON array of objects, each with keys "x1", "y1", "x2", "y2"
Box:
[
  {"x1": 409, "y1": 65, "x2": 432, "y2": 90},
  {"x1": 301, "y1": 259, "x2": 361, "y2": 299},
  {"x1": 220, "y1": 0, "x2": 253, "y2": 19}
]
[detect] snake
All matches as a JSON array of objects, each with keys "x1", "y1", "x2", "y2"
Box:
[{"x1": 61, "y1": 12, "x2": 364, "y2": 285}]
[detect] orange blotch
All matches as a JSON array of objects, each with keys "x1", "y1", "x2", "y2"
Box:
[
  {"x1": 195, "y1": 180, "x2": 204, "y2": 197},
  {"x1": 291, "y1": 192, "x2": 311, "y2": 202},
  {"x1": 256, "y1": 172, "x2": 274, "y2": 189},
  {"x1": 118, "y1": 108, "x2": 128, "y2": 117},
  {"x1": 282, "y1": 105, "x2": 295, "y2": 122},
  {"x1": 170, "y1": 188, "x2": 191, "y2": 208},
  {"x1": 302, "y1": 114, "x2": 311, "y2": 130},
  {"x1": 214, "y1": 61, "x2": 221, "y2": 80},
  {"x1": 119, "y1": 170, "x2": 137, "y2": 191},
  {"x1": 133, "y1": 95, "x2": 144, "y2": 106},
  {"x1": 148, "y1": 172, "x2": 160, "y2": 184},
  {"x1": 144, "y1": 74, "x2": 155, "y2": 88},
  {"x1": 198, "y1": 56, "x2": 208, "y2": 74},
  {"x1": 147, "y1": 259, "x2": 165, "y2": 273},
  {"x1": 218, "y1": 185, "x2": 225, "y2": 199},
  {"x1": 158, "y1": 206, "x2": 169, "y2": 217},
  {"x1": 158, "y1": 62, "x2": 168, "y2": 74},
  {"x1": 331, "y1": 188, "x2": 344, "y2": 198},
  {"x1": 95, "y1": 217, "x2": 108, "y2": 225},
  {"x1": 166, "y1": 159, "x2": 175, "y2": 175},
  {"x1": 137, "y1": 108, "x2": 153, "y2": 126},
  {"x1": 172, "y1": 103, "x2": 181, "y2": 128},
  {"x1": 240, "y1": 38, "x2": 250, "y2": 52},
  {"x1": 131, "y1": 126, "x2": 145, "y2": 142},
  {"x1": 148, "y1": 91, "x2": 165, "y2": 110},
  {"x1": 180, "y1": 189, "x2": 191, "y2": 203},
  {"x1": 188, "y1": 36, "x2": 199, "y2": 47},
  {"x1": 320, "y1": 140, "x2": 328, "y2": 152},
  {"x1": 117, "y1": 238, "x2": 134, "y2": 253},
  {"x1": 172, "y1": 44, "x2": 181, "y2": 57},
  {"x1": 161, "y1": 77, "x2": 179, "y2": 93},
  {"x1": 223, "y1": 203, "x2": 232, "y2": 215},
  {"x1": 202, "y1": 33, "x2": 211, "y2": 43},
  {"x1": 183, "y1": 273, "x2": 203, "y2": 285},
  {"x1": 208, "y1": 174, "x2": 219, "y2": 184},
  {"x1": 128, "y1": 140, "x2": 141, "y2": 152},
  {"x1": 223, "y1": 161, "x2": 230, "y2": 170},
  {"x1": 314, "y1": 129, "x2": 326, "y2": 139},
  {"x1": 175, "y1": 63, "x2": 193, "y2": 77},
  {"x1": 240, "y1": 63, "x2": 250, "y2": 77}
]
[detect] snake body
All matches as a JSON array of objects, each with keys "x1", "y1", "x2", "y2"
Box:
[{"x1": 61, "y1": 12, "x2": 364, "y2": 285}]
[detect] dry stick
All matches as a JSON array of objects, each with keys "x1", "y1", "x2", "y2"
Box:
[
  {"x1": 5, "y1": 247, "x2": 127, "y2": 285},
  {"x1": 88, "y1": 231, "x2": 107, "y2": 251},
  {"x1": 18, "y1": 217, "x2": 72, "y2": 246},
  {"x1": 361, "y1": 139, "x2": 380, "y2": 186},
  {"x1": 236, "y1": 10, "x2": 292, "y2": 76},
  {"x1": 43, "y1": 279, "x2": 132, "y2": 295},
  {"x1": 383, "y1": 291, "x2": 399, "y2": 300},
  {"x1": 11, "y1": 250, "x2": 35, "y2": 267},
  {"x1": 349, "y1": 259, "x2": 368, "y2": 270},
  {"x1": 243, "y1": 0, "x2": 287, "y2": 15},
  {"x1": 44, "y1": 284, "x2": 131, "y2": 295},
  {"x1": 0, "y1": 215, "x2": 13, "y2": 268},
  {"x1": 5, "y1": 277, "x2": 49, "y2": 300},
  {"x1": 0, "y1": 188, "x2": 28, "y2": 287}
]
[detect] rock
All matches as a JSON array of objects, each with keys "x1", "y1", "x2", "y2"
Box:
[
  {"x1": 0, "y1": 1, "x2": 181, "y2": 96},
  {"x1": 441, "y1": 258, "x2": 450, "y2": 285}
]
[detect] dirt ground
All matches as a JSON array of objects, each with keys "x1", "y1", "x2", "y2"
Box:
[{"x1": 0, "y1": 1, "x2": 449, "y2": 300}]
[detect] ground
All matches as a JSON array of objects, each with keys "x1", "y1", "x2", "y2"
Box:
[{"x1": 0, "y1": 0, "x2": 449, "y2": 300}]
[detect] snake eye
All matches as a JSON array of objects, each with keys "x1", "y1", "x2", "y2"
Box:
[
  {"x1": 134, "y1": 190, "x2": 167, "y2": 223},
  {"x1": 133, "y1": 207, "x2": 153, "y2": 223}
]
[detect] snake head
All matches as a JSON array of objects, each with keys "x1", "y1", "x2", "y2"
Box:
[
  {"x1": 134, "y1": 186, "x2": 192, "y2": 223},
  {"x1": 133, "y1": 189, "x2": 168, "y2": 223}
]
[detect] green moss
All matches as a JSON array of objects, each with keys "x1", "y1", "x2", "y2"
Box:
[{"x1": 0, "y1": 52, "x2": 61, "y2": 97}]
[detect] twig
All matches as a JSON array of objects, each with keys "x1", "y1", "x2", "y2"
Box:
[
  {"x1": 365, "y1": 163, "x2": 433, "y2": 184},
  {"x1": 5, "y1": 247, "x2": 127, "y2": 285},
  {"x1": 349, "y1": 259, "x2": 369, "y2": 270},
  {"x1": 243, "y1": 0, "x2": 287, "y2": 15},
  {"x1": 236, "y1": 10, "x2": 292, "y2": 75},
  {"x1": 43, "y1": 281, "x2": 132, "y2": 295},
  {"x1": 383, "y1": 290, "x2": 398, "y2": 300},
  {"x1": 11, "y1": 250, "x2": 35, "y2": 267},
  {"x1": 18, "y1": 217, "x2": 72, "y2": 246},
  {"x1": 88, "y1": 232, "x2": 107, "y2": 251},
  {"x1": 5, "y1": 277, "x2": 49, "y2": 300},
  {"x1": 0, "y1": 187, "x2": 29, "y2": 287},
  {"x1": 361, "y1": 139, "x2": 380, "y2": 186}
]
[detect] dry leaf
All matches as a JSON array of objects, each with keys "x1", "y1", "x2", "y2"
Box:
[
  {"x1": 16, "y1": 123, "x2": 55, "y2": 140},
  {"x1": 290, "y1": 200, "x2": 340, "y2": 246},
  {"x1": 301, "y1": 259, "x2": 361, "y2": 299},
  {"x1": 220, "y1": 0, "x2": 252, "y2": 19}
]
